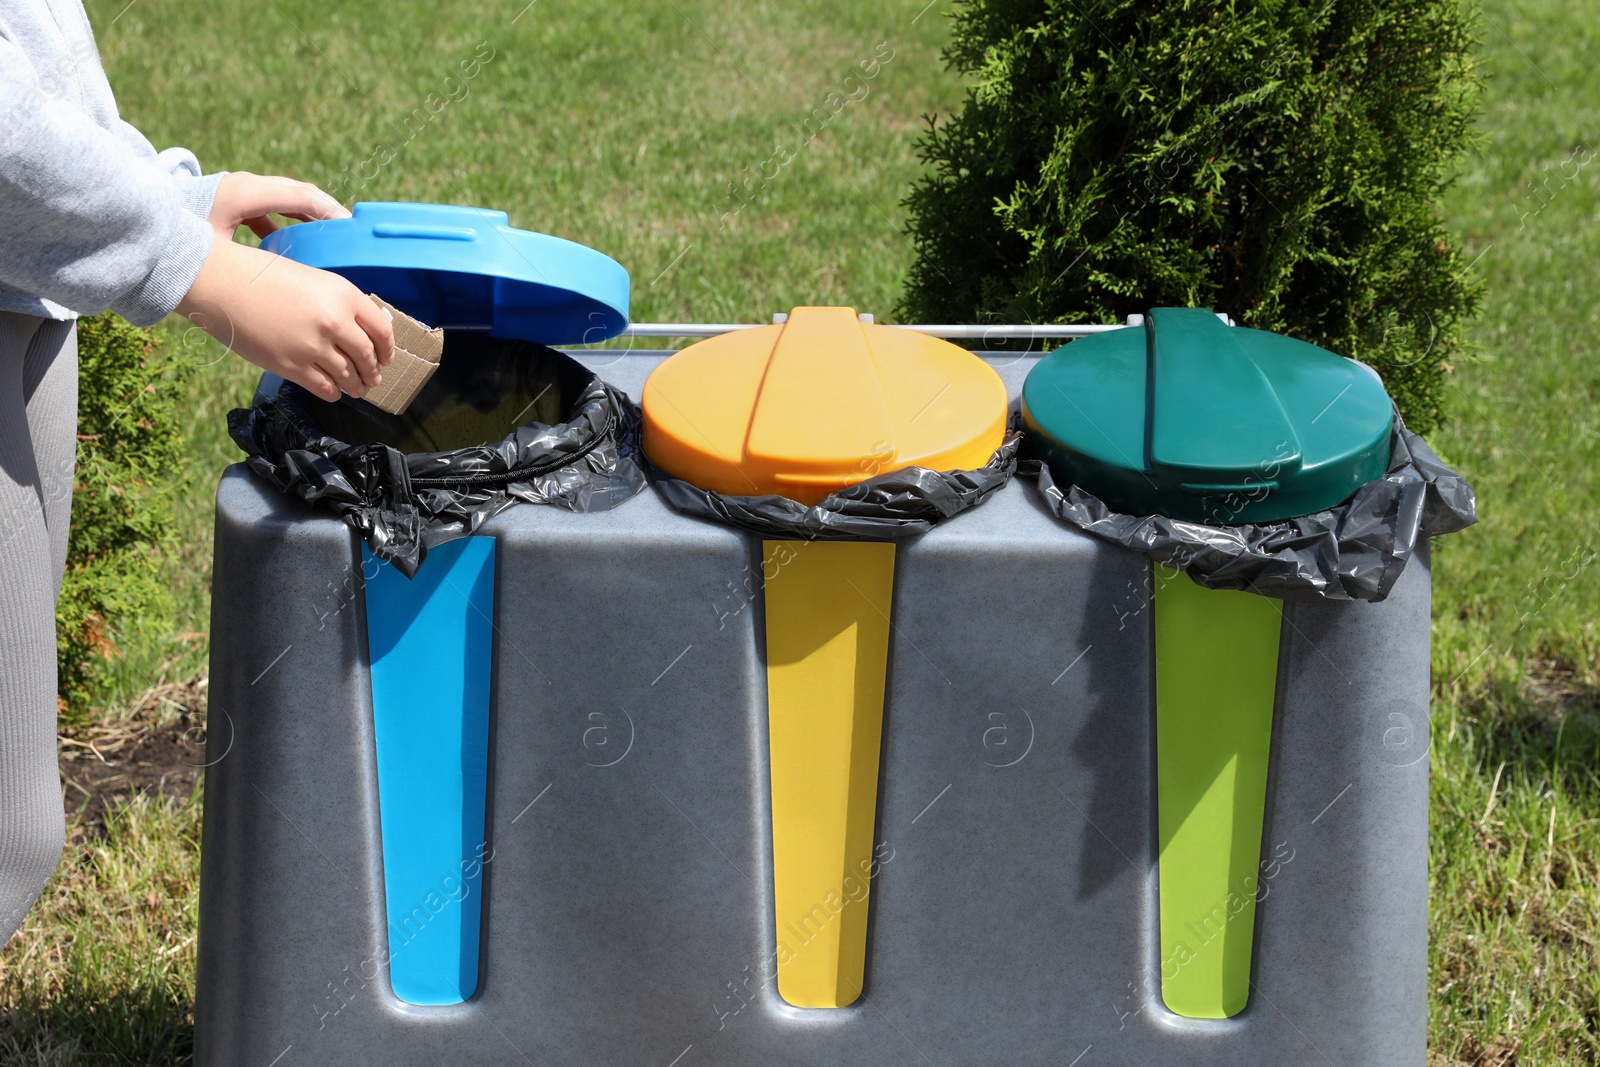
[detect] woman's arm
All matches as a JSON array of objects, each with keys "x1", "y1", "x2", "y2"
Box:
[
  {"x1": 177, "y1": 237, "x2": 394, "y2": 404},
  {"x1": 0, "y1": 34, "x2": 213, "y2": 326},
  {"x1": 1, "y1": 37, "x2": 392, "y2": 399}
]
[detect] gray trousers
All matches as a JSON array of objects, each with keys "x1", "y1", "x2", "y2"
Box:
[{"x1": 0, "y1": 311, "x2": 75, "y2": 947}]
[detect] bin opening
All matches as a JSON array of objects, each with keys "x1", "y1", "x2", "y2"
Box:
[
  {"x1": 229, "y1": 336, "x2": 647, "y2": 577},
  {"x1": 308, "y1": 333, "x2": 592, "y2": 454}
]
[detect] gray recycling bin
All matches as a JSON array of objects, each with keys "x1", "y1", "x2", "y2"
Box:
[{"x1": 196, "y1": 305, "x2": 1466, "y2": 1065}]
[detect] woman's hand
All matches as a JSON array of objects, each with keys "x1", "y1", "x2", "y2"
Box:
[
  {"x1": 208, "y1": 171, "x2": 349, "y2": 240},
  {"x1": 177, "y1": 237, "x2": 394, "y2": 402}
]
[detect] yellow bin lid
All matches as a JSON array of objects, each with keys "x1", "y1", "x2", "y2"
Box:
[{"x1": 642, "y1": 306, "x2": 1009, "y2": 505}]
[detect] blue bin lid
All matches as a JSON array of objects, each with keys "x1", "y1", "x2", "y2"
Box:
[{"x1": 259, "y1": 202, "x2": 629, "y2": 344}]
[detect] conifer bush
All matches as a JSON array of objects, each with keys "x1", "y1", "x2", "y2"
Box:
[
  {"x1": 57, "y1": 313, "x2": 189, "y2": 722},
  {"x1": 898, "y1": 0, "x2": 1483, "y2": 433}
]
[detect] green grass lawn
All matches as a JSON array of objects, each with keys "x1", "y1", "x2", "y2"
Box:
[
  {"x1": 1426, "y1": 0, "x2": 1600, "y2": 1058},
  {"x1": 2, "y1": 0, "x2": 1597, "y2": 1063}
]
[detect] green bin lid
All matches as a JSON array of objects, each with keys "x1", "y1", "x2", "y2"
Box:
[{"x1": 1020, "y1": 307, "x2": 1393, "y2": 524}]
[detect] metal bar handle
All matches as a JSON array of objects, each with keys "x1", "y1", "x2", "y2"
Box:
[{"x1": 616, "y1": 312, "x2": 1232, "y2": 340}]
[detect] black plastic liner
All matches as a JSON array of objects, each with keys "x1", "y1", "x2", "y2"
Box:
[
  {"x1": 229, "y1": 334, "x2": 647, "y2": 577},
  {"x1": 648, "y1": 432, "x2": 1022, "y2": 541},
  {"x1": 1029, "y1": 410, "x2": 1476, "y2": 602}
]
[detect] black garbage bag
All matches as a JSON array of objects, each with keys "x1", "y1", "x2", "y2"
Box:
[
  {"x1": 229, "y1": 334, "x2": 647, "y2": 577},
  {"x1": 647, "y1": 431, "x2": 1022, "y2": 541},
  {"x1": 1030, "y1": 410, "x2": 1476, "y2": 602}
]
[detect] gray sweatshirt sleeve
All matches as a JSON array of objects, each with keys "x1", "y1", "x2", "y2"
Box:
[
  {"x1": 0, "y1": 34, "x2": 216, "y2": 326},
  {"x1": 113, "y1": 118, "x2": 227, "y2": 222}
]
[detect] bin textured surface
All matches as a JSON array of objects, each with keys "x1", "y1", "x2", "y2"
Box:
[{"x1": 196, "y1": 347, "x2": 1430, "y2": 1066}]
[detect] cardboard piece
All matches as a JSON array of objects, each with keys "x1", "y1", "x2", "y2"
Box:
[{"x1": 362, "y1": 295, "x2": 445, "y2": 415}]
